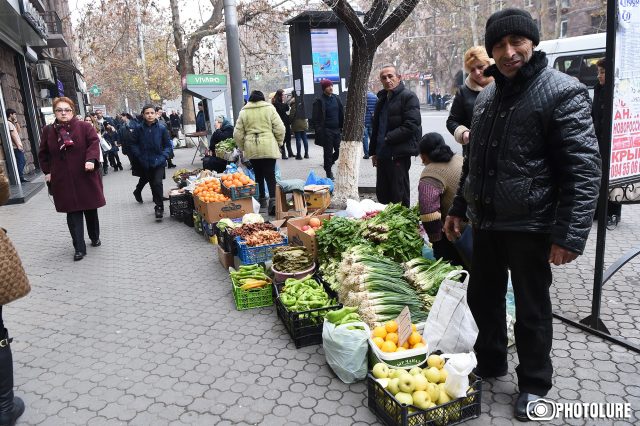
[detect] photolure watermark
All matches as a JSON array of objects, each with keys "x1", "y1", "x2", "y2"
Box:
[{"x1": 527, "y1": 399, "x2": 632, "y2": 421}]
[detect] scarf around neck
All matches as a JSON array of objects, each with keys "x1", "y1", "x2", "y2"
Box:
[{"x1": 53, "y1": 119, "x2": 75, "y2": 151}]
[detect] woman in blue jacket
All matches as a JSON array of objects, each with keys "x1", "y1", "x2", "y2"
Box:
[{"x1": 129, "y1": 105, "x2": 173, "y2": 220}]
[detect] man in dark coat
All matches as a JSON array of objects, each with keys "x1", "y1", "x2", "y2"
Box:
[
  {"x1": 444, "y1": 9, "x2": 601, "y2": 421},
  {"x1": 312, "y1": 79, "x2": 343, "y2": 180},
  {"x1": 362, "y1": 91, "x2": 377, "y2": 159},
  {"x1": 368, "y1": 65, "x2": 422, "y2": 207}
]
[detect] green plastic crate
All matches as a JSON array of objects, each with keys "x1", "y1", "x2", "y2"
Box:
[{"x1": 231, "y1": 277, "x2": 274, "y2": 310}]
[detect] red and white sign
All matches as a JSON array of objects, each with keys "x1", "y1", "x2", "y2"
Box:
[{"x1": 610, "y1": 98, "x2": 640, "y2": 182}]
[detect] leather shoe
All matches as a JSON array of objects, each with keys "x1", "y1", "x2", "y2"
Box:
[
  {"x1": 0, "y1": 396, "x2": 25, "y2": 426},
  {"x1": 74, "y1": 251, "x2": 85, "y2": 261},
  {"x1": 472, "y1": 365, "x2": 508, "y2": 379},
  {"x1": 514, "y1": 392, "x2": 544, "y2": 422},
  {"x1": 133, "y1": 190, "x2": 143, "y2": 203},
  {"x1": 91, "y1": 239, "x2": 101, "y2": 247}
]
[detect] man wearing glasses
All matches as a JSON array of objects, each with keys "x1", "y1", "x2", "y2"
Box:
[{"x1": 368, "y1": 65, "x2": 422, "y2": 207}]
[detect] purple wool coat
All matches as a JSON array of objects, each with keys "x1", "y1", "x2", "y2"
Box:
[{"x1": 38, "y1": 117, "x2": 106, "y2": 213}]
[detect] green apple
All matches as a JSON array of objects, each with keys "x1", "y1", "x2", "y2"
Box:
[
  {"x1": 372, "y1": 363, "x2": 389, "y2": 379},
  {"x1": 376, "y1": 378, "x2": 390, "y2": 389},
  {"x1": 387, "y1": 377, "x2": 401, "y2": 395},
  {"x1": 412, "y1": 390, "x2": 431, "y2": 409},
  {"x1": 409, "y1": 367, "x2": 423, "y2": 376},
  {"x1": 425, "y1": 382, "x2": 439, "y2": 402},
  {"x1": 423, "y1": 367, "x2": 441, "y2": 383},
  {"x1": 413, "y1": 373, "x2": 428, "y2": 391},
  {"x1": 389, "y1": 369, "x2": 405, "y2": 379},
  {"x1": 398, "y1": 373, "x2": 416, "y2": 393},
  {"x1": 426, "y1": 354, "x2": 445, "y2": 369},
  {"x1": 438, "y1": 390, "x2": 451, "y2": 404},
  {"x1": 438, "y1": 368, "x2": 448, "y2": 383},
  {"x1": 394, "y1": 392, "x2": 413, "y2": 406}
]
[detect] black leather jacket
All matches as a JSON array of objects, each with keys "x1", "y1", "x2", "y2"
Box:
[
  {"x1": 446, "y1": 82, "x2": 480, "y2": 136},
  {"x1": 369, "y1": 82, "x2": 421, "y2": 159},
  {"x1": 449, "y1": 52, "x2": 601, "y2": 254}
]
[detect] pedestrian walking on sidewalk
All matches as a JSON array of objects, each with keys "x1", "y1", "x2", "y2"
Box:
[
  {"x1": 0, "y1": 167, "x2": 27, "y2": 426},
  {"x1": 369, "y1": 64, "x2": 422, "y2": 208},
  {"x1": 362, "y1": 91, "x2": 377, "y2": 159},
  {"x1": 443, "y1": 8, "x2": 601, "y2": 421},
  {"x1": 103, "y1": 124, "x2": 123, "y2": 172},
  {"x1": 446, "y1": 46, "x2": 494, "y2": 154},
  {"x1": 39, "y1": 97, "x2": 106, "y2": 261},
  {"x1": 5, "y1": 109, "x2": 28, "y2": 183},
  {"x1": 273, "y1": 89, "x2": 294, "y2": 159},
  {"x1": 234, "y1": 91, "x2": 285, "y2": 215},
  {"x1": 289, "y1": 91, "x2": 309, "y2": 159},
  {"x1": 129, "y1": 105, "x2": 173, "y2": 221},
  {"x1": 312, "y1": 80, "x2": 343, "y2": 180}
]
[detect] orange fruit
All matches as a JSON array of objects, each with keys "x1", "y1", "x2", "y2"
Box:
[
  {"x1": 385, "y1": 320, "x2": 398, "y2": 333},
  {"x1": 381, "y1": 341, "x2": 397, "y2": 353},
  {"x1": 411, "y1": 324, "x2": 417, "y2": 332},
  {"x1": 396, "y1": 346, "x2": 407, "y2": 352},
  {"x1": 408, "y1": 331, "x2": 422, "y2": 346},
  {"x1": 385, "y1": 332, "x2": 398, "y2": 345},
  {"x1": 412, "y1": 342, "x2": 426, "y2": 349},
  {"x1": 372, "y1": 326, "x2": 387, "y2": 339},
  {"x1": 372, "y1": 337, "x2": 385, "y2": 349},
  {"x1": 401, "y1": 341, "x2": 410, "y2": 349}
]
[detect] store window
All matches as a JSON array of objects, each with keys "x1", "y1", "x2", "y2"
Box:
[{"x1": 560, "y1": 19, "x2": 568, "y2": 38}]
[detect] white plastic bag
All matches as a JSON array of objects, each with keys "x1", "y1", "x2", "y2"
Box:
[
  {"x1": 322, "y1": 320, "x2": 370, "y2": 383},
  {"x1": 442, "y1": 352, "x2": 477, "y2": 398},
  {"x1": 424, "y1": 270, "x2": 478, "y2": 353}
]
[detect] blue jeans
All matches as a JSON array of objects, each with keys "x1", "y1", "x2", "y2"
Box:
[
  {"x1": 14, "y1": 149, "x2": 26, "y2": 181},
  {"x1": 294, "y1": 131, "x2": 309, "y2": 156},
  {"x1": 362, "y1": 126, "x2": 371, "y2": 157}
]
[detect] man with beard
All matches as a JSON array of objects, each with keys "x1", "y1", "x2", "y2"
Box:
[{"x1": 444, "y1": 8, "x2": 601, "y2": 421}]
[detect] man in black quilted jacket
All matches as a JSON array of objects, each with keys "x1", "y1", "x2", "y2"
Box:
[{"x1": 444, "y1": 8, "x2": 601, "y2": 421}]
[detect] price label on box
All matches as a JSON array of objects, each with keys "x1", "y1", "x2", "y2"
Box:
[{"x1": 396, "y1": 306, "x2": 412, "y2": 347}]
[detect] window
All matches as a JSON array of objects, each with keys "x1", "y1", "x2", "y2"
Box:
[
  {"x1": 525, "y1": 0, "x2": 533, "y2": 6},
  {"x1": 451, "y1": 12, "x2": 457, "y2": 28},
  {"x1": 493, "y1": 0, "x2": 504, "y2": 12},
  {"x1": 554, "y1": 54, "x2": 603, "y2": 87},
  {"x1": 591, "y1": 14, "x2": 606, "y2": 32},
  {"x1": 560, "y1": 19, "x2": 568, "y2": 38}
]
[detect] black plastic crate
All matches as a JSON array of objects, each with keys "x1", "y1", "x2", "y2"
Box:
[
  {"x1": 215, "y1": 219, "x2": 242, "y2": 254},
  {"x1": 274, "y1": 276, "x2": 342, "y2": 348},
  {"x1": 366, "y1": 373, "x2": 482, "y2": 426},
  {"x1": 169, "y1": 193, "x2": 194, "y2": 218}
]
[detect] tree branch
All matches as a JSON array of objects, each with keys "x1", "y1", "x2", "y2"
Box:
[
  {"x1": 373, "y1": 0, "x2": 421, "y2": 45},
  {"x1": 364, "y1": 0, "x2": 390, "y2": 30},
  {"x1": 322, "y1": 0, "x2": 367, "y2": 40}
]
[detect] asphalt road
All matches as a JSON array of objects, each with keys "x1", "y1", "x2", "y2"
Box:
[{"x1": 420, "y1": 109, "x2": 461, "y2": 154}]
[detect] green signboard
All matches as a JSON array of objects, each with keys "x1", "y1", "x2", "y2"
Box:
[
  {"x1": 186, "y1": 74, "x2": 228, "y2": 86},
  {"x1": 89, "y1": 84, "x2": 102, "y2": 96}
]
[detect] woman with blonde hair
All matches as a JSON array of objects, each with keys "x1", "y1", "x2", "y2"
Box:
[{"x1": 446, "y1": 46, "x2": 494, "y2": 148}]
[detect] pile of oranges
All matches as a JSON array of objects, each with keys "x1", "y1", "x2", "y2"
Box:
[
  {"x1": 371, "y1": 320, "x2": 427, "y2": 353},
  {"x1": 221, "y1": 172, "x2": 255, "y2": 189},
  {"x1": 193, "y1": 179, "x2": 230, "y2": 203}
]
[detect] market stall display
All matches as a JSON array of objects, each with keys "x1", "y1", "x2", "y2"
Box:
[
  {"x1": 221, "y1": 171, "x2": 257, "y2": 200},
  {"x1": 214, "y1": 138, "x2": 237, "y2": 161},
  {"x1": 274, "y1": 275, "x2": 342, "y2": 348},
  {"x1": 271, "y1": 246, "x2": 315, "y2": 281},
  {"x1": 230, "y1": 223, "x2": 287, "y2": 264},
  {"x1": 230, "y1": 264, "x2": 274, "y2": 310}
]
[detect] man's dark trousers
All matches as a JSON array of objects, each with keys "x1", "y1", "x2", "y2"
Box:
[
  {"x1": 136, "y1": 166, "x2": 165, "y2": 208},
  {"x1": 322, "y1": 128, "x2": 341, "y2": 175},
  {"x1": 375, "y1": 157, "x2": 411, "y2": 207},
  {"x1": 468, "y1": 229, "x2": 553, "y2": 396}
]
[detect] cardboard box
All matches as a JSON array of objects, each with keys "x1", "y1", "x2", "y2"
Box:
[
  {"x1": 193, "y1": 195, "x2": 253, "y2": 223},
  {"x1": 217, "y1": 245, "x2": 234, "y2": 269},
  {"x1": 304, "y1": 188, "x2": 331, "y2": 211},
  {"x1": 286, "y1": 214, "x2": 332, "y2": 259}
]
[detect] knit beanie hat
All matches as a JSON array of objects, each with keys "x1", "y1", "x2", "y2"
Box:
[
  {"x1": 484, "y1": 8, "x2": 540, "y2": 57},
  {"x1": 320, "y1": 79, "x2": 333, "y2": 90}
]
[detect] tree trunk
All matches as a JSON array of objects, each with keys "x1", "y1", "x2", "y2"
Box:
[
  {"x1": 332, "y1": 42, "x2": 376, "y2": 208},
  {"x1": 555, "y1": 0, "x2": 563, "y2": 38}
]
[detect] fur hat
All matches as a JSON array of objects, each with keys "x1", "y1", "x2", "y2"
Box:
[
  {"x1": 484, "y1": 8, "x2": 539, "y2": 57},
  {"x1": 320, "y1": 79, "x2": 333, "y2": 90}
]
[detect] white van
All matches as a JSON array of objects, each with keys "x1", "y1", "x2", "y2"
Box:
[{"x1": 536, "y1": 33, "x2": 606, "y2": 90}]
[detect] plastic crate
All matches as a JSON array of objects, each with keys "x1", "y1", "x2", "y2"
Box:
[
  {"x1": 215, "y1": 219, "x2": 243, "y2": 254},
  {"x1": 235, "y1": 236, "x2": 288, "y2": 265},
  {"x1": 274, "y1": 277, "x2": 342, "y2": 348},
  {"x1": 366, "y1": 373, "x2": 482, "y2": 426},
  {"x1": 169, "y1": 193, "x2": 194, "y2": 218},
  {"x1": 222, "y1": 181, "x2": 257, "y2": 200},
  {"x1": 231, "y1": 276, "x2": 274, "y2": 310}
]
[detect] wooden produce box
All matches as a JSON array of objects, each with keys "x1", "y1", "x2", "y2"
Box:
[
  {"x1": 217, "y1": 245, "x2": 234, "y2": 269},
  {"x1": 286, "y1": 214, "x2": 332, "y2": 260},
  {"x1": 193, "y1": 195, "x2": 253, "y2": 223}
]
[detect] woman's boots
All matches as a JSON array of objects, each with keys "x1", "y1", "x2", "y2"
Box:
[
  {"x1": 268, "y1": 198, "x2": 276, "y2": 216},
  {"x1": 0, "y1": 329, "x2": 24, "y2": 426}
]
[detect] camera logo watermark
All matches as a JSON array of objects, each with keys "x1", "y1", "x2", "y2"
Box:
[{"x1": 527, "y1": 399, "x2": 632, "y2": 421}]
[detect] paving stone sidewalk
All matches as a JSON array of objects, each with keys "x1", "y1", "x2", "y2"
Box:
[{"x1": 0, "y1": 146, "x2": 638, "y2": 425}]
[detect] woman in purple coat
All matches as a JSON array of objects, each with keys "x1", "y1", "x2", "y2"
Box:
[{"x1": 39, "y1": 97, "x2": 106, "y2": 261}]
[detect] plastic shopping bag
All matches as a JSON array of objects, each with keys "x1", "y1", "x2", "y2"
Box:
[
  {"x1": 442, "y1": 352, "x2": 477, "y2": 398},
  {"x1": 322, "y1": 320, "x2": 370, "y2": 383},
  {"x1": 423, "y1": 270, "x2": 478, "y2": 353},
  {"x1": 305, "y1": 170, "x2": 334, "y2": 192}
]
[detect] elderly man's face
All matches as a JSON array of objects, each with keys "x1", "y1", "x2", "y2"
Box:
[
  {"x1": 380, "y1": 67, "x2": 401, "y2": 91},
  {"x1": 492, "y1": 35, "x2": 534, "y2": 79},
  {"x1": 95, "y1": 110, "x2": 103, "y2": 118}
]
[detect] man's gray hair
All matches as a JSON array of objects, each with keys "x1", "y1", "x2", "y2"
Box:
[{"x1": 380, "y1": 64, "x2": 400, "y2": 75}]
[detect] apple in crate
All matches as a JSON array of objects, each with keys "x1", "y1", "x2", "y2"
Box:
[
  {"x1": 302, "y1": 225, "x2": 311, "y2": 231},
  {"x1": 372, "y1": 363, "x2": 389, "y2": 379}
]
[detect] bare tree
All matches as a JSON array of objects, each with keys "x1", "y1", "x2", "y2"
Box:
[{"x1": 323, "y1": 0, "x2": 421, "y2": 206}]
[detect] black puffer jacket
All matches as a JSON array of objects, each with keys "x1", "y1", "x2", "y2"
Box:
[
  {"x1": 449, "y1": 52, "x2": 601, "y2": 254},
  {"x1": 369, "y1": 82, "x2": 421, "y2": 159}
]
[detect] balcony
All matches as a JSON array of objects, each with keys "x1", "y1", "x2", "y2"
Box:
[{"x1": 41, "y1": 11, "x2": 67, "y2": 48}]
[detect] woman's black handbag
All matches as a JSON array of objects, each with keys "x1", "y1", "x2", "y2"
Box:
[
  {"x1": 203, "y1": 156, "x2": 227, "y2": 173},
  {"x1": 453, "y1": 225, "x2": 473, "y2": 270}
]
